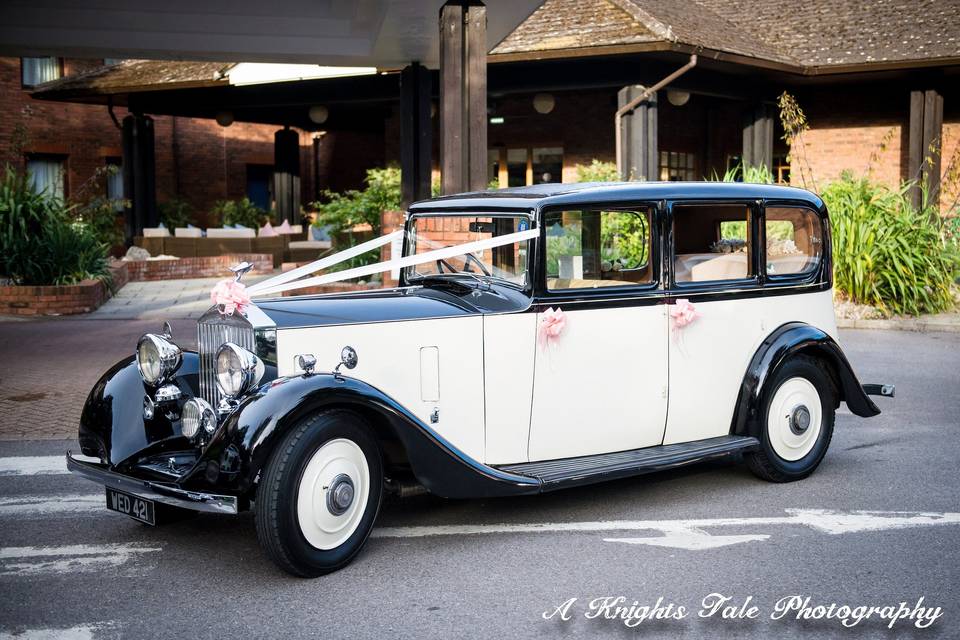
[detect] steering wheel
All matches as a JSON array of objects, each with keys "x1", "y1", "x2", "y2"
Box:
[{"x1": 462, "y1": 253, "x2": 492, "y2": 276}]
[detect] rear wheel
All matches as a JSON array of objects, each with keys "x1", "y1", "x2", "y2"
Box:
[
  {"x1": 255, "y1": 410, "x2": 382, "y2": 577},
  {"x1": 745, "y1": 355, "x2": 836, "y2": 482}
]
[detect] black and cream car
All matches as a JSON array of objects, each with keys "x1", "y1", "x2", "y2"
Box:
[{"x1": 68, "y1": 182, "x2": 893, "y2": 577}]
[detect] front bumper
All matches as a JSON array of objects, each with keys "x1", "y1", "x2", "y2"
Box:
[{"x1": 66, "y1": 452, "x2": 239, "y2": 515}]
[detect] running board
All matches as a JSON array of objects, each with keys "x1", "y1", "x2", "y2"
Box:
[{"x1": 496, "y1": 435, "x2": 760, "y2": 491}]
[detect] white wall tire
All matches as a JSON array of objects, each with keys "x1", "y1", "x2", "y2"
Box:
[
  {"x1": 296, "y1": 438, "x2": 370, "y2": 551},
  {"x1": 746, "y1": 355, "x2": 836, "y2": 482},
  {"x1": 255, "y1": 410, "x2": 382, "y2": 577},
  {"x1": 766, "y1": 377, "x2": 823, "y2": 461}
]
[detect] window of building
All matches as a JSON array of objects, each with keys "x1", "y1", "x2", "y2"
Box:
[
  {"x1": 773, "y1": 154, "x2": 791, "y2": 184},
  {"x1": 21, "y1": 57, "x2": 62, "y2": 87},
  {"x1": 26, "y1": 155, "x2": 66, "y2": 199},
  {"x1": 764, "y1": 206, "x2": 822, "y2": 277},
  {"x1": 489, "y1": 147, "x2": 564, "y2": 188},
  {"x1": 659, "y1": 151, "x2": 696, "y2": 181},
  {"x1": 106, "y1": 157, "x2": 124, "y2": 210},
  {"x1": 545, "y1": 208, "x2": 653, "y2": 291},
  {"x1": 673, "y1": 203, "x2": 754, "y2": 283}
]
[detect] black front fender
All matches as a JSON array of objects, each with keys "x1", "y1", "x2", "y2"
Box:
[
  {"x1": 79, "y1": 352, "x2": 201, "y2": 467},
  {"x1": 184, "y1": 373, "x2": 539, "y2": 499},
  {"x1": 732, "y1": 322, "x2": 880, "y2": 438}
]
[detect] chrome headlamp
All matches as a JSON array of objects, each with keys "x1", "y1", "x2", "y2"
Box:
[
  {"x1": 215, "y1": 342, "x2": 265, "y2": 399},
  {"x1": 136, "y1": 334, "x2": 182, "y2": 386},
  {"x1": 181, "y1": 397, "x2": 217, "y2": 440}
]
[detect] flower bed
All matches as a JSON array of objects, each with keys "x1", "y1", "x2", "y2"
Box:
[{"x1": 122, "y1": 254, "x2": 273, "y2": 281}]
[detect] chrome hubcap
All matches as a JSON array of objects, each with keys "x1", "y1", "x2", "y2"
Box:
[
  {"x1": 326, "y1": 473, "x2": 355, "y2": 516},
  {"x1": 789, "y1": 404, "x2": 811, "y2": 435}
]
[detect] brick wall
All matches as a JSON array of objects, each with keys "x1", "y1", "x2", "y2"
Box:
[
  {"x1": 0, "y1": 57, "x2": 317, "y2": 224},
  {"x1": 0, "y1": 279, "x2": 109, "y2": 316},
  {"x1": 122, "y1": 254, "x2": 273, "y2": 281}
]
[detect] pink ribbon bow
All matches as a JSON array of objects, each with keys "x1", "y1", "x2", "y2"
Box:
[
  {"x1": 210, "y1": 279, "x2": 252, "y2": 316},
  {"x1": 539, "y1": 307, "x2": 567, "y2": 347},
  {"x1": 670, "y1": 298, "x2": 700, "y2": 329}
]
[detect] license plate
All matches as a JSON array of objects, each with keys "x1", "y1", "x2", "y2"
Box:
[{"x1": 106, "y1": 488, "x2": 155, "y2": 525}]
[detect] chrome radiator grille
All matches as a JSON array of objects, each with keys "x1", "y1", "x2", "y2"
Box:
[{"x1": 198, "y1": 313, "x2": 255, "y2": 408}]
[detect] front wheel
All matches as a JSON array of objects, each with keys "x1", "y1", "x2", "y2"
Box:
[
  {"x1": 255, "y1": 410, "x2": 383, "y2": 577},
  {"x1": 745, "y1": 355, "x2": 836, "y2": 483}
]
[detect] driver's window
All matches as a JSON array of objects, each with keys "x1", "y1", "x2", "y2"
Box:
[{"x1": 545, "y1": 209, "x2": 653, "y2": 291}]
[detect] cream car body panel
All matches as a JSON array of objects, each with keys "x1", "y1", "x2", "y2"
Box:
[
  {"x1": 663, "y1": 288, "x2": 838, "y2": 445},
  {"x1": 278, "y1": 316, "x2": 487, "y2": 462}
]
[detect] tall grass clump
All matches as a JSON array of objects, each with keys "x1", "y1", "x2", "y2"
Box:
[
  {"x1": 821, "y1": 172, "x2": 957, "y2": 316},
  {"x1": 0, "y1": 165, "x2": 111, "y2": 286}
]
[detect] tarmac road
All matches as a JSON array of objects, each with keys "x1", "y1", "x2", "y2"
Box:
[{"x1": 0, "y1": 328, "x2": 957, "y2": 639}]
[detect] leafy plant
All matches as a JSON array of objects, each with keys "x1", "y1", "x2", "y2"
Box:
[
  {"x1": 0, "y1": 164, "x2": 111, "y2": 286},
  {"x1": 210, "y1": 197, "x2": 269, "y2": 228},
  {"x1": 821, "y1": 172, "x2": 956, "y2": 315},
  {"x1": 310, "y1": 167, "x2": 401, "y2": 272},
  {"x1": 711, "y1": 163, "x2": 775, "y2": 184},
  {"x1": 575, "y1": 160, "x2": 620, "y2": 182},
  {"x1": 158, "y1": 198, "x2": 195, "y2": 229}
]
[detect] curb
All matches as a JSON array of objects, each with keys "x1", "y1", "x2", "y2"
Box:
[{"x1": 837, "y1": 317, "x2": 960, "y2": 333}]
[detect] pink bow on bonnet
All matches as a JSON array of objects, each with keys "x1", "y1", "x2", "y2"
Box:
[{"x1": 210, "y1": 279, "x2": 252, "y2": 316}]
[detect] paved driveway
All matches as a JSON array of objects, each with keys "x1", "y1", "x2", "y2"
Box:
[
  {"x1": 0, "y1": 327, "x2": 957, "y2": 638},
  {"x1": 90, "y1": 274, "x2": 273, "y2": 320}
]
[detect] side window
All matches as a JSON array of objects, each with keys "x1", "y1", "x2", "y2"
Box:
[
  {"x1": 546, "y1": 209, "x2": 653, "y2": 291},
  {"x1": 765, "y1": 206, "x2": 822, "y2": 277},
  {"x1": 673, "y1": 204, "x2": 754, "y2": 283}
]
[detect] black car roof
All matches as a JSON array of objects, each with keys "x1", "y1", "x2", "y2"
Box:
[{"x1": 408, "y1": 181, "x2": 824, "y2": 213}]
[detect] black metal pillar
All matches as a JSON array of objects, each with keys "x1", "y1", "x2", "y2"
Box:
[
  {"x1": 121, "y1": 113, "x2": 157, "y2": 243},
  {"x1": 908, "y1": 89, "x2": 943, "y2": 210},
  {"x1": 439, "y1": 1, "x2": 487, "y2": 195},
  {"x1": 617, "y1": 85, "x2": 658, "y2": 181},
  {"x1": 742, "y1": 104, "x2": 774, "y2": 173},
  {"x1": 400, "y1": 62, "x2": 432, "y2": 207},
  {"x1": 274, "y1": 127, "x2": 301, "y2": 224}
]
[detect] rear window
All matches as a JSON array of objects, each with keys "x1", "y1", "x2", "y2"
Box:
[{"x1": 764, "y1": 206, "x2": 822, "y2": 277}]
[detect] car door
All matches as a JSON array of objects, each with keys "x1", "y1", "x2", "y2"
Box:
[
  {"x1": 526, "y1": 205, "x2": 669, "y2": 462},
  {"x1": 663, "y1": 200, "x2": 764, "y2": 445}
]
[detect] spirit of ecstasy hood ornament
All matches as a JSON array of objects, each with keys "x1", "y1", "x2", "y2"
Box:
[{"x1": 229, "y1": 261, "x2": 255, "y2": 283}]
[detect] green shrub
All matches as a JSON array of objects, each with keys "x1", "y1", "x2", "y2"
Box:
[
  {"x1": 158, "y1": 198, "x2": 195, "y2": 229},
  {"x1": 0, "y1": 165, "x2": 111, "y2": 286},
  {"x1": 211, "y1": 197, "x2": 269, "y2": 228},
  {"x1": 575, "y1": 160, "x2": 620, "y2": 182},
  {"x1": 69, "y1": 196, "x2": 125, "y2": 250},
  {"x1": 310, "y1": 168, "x2": 401, "y2": 272},
  {"x1": 821, "y1": 172, "x2": 956, "y2": 316},
  {"x1": 711, "y1": 163, "x2": 775, "y2": 184}
]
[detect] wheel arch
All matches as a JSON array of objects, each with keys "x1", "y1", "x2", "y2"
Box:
[
  {"x1": 731, "y1": 322, "x2": 880, "y2": 439},
  {"x1": 189, "y1": 373, "x2": 539, "y2": 499}
]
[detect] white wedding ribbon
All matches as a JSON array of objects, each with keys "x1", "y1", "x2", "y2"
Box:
[
  {"x1": 250, "y1": 227, "x2": 539, "y2": 297},
  {"x1": 247, "y1": 230, "x2": 404, "y2": 294}
]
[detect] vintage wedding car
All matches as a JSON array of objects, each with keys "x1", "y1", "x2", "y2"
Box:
[{"x1": 68, "y1": 182, "x2": 893, "y2": 576}]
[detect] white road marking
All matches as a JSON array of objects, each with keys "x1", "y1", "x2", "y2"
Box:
[
  {"x1": 0, "y1": 455, "x2": 98, "y2": 477},
  {"x1": 0, "y1": 622, "x2": 117, "y2": 640},
  {"x1": 0, "y1": 544, "x2": 161, "y2": 577},
  {"x1": 603, "y1": 527, "x2": 770, "y2": 550},
  {"x1": 372, "y1": 509, "x2": 960, "y2": 549},
  {"x1": 0, "y1": 494, "x2": 104, "y2": 518}
]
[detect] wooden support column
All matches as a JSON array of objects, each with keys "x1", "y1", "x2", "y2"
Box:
[
  {"x1": 908, "y1": 89, "x2": 944, "y2": 210},
  {"x1": 400, "y1": 62, "x2": 432, "y2": 207},
  {"x1": 617, "y1": 85, "x2": 658, "y2": 181},
  {"x1": 274, "y1": 127, "x2": 301, "y2": 224},
  {"x1": 121, "y1": 113, "x2": 157, "y2": 243},
  {"x1": 742, "y1": 104, "x2": 774, "y2": 172},
  {"x1": 439, "y1": 1, "x2": 487, "y2": 194}
]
